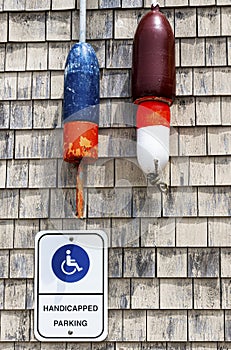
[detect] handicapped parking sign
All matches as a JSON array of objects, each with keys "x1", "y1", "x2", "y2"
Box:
[
  {"x1": 34, "y1": 230, "x2": 108, "y2": 342},
  {"x1": 52, "y1": 244, "x2": 90, "y2": 283}
]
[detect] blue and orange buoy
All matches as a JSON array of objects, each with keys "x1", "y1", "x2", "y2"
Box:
[{"x1": 63, "y1": 42, "x2": 100, "y2": 218}]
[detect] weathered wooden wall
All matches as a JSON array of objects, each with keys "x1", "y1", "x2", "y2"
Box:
[{"x1": 0, "y1": 0, "x2": 230, "y2": 349}]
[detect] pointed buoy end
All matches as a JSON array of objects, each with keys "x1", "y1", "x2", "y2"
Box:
[{"x1": 151, "y1": 2, "x2": 160, "y2": 10}]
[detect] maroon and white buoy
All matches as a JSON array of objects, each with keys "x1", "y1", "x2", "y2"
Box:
[{"x1": 132, "y1": 2, "x2": 176, "y2": 174}]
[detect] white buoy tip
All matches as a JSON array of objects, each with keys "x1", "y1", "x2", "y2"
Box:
[{"x1": 151, "y1": 1, "x2": 160, "y2": 10}]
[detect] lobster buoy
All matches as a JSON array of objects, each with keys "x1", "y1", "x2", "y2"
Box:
[
  {"x1": 63, "y1": 42, "x2": 100, "y2": 217},
  {"x1": 63, "y1": 42, "x2": 99, "y2": 163},
  {"x1": 132, "y1": 3, "x2": 175, "y2": 174}
]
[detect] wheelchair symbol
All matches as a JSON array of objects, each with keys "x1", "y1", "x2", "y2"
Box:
[
  {"x1": 52, "y1": 244, "x2": 90, "y2": 283},
  {"x1": 61, "y1": 249, "x2": 83, "y2": 275}
]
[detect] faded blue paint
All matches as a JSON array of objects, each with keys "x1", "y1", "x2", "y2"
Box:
[{"x1": 63, "y1": 42, "x2": 100, "y2": 124}]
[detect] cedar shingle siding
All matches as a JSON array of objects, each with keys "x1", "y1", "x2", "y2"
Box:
[{"x1": 0, "y1": 0, "x2": 230, "y2": 348}]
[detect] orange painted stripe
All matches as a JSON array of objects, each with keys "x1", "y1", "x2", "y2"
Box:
[
  {"x1": 136, "y1": 101, "x2": 170, "y2": 129},
  {"x1": 63, "y1": 121, "x2": 98, "y2": 163}
]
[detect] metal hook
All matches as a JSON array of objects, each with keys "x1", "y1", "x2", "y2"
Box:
[
  {"x1": 147, "y1": 159, "x2": 168, "y2": 193},
  {"x1": 158, "y1": 182, "x2": 168, "y2": 193}
]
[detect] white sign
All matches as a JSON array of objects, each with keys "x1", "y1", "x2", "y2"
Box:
[{"x1": 34, "y1": 230, "x2": 108, "y2": 342}]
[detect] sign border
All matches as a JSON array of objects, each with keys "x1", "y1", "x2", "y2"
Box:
[{"x1": 34, "y1": 230, "x2": 108, "y2": 342}]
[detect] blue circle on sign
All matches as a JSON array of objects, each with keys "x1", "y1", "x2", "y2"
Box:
[{"x1": 51, "y1": 244, "x2": 90, "y2": 283}]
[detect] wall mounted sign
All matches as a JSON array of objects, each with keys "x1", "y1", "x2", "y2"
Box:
[{"x1": 34, "y1": 230, "x2": 108, "y2": 342}]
